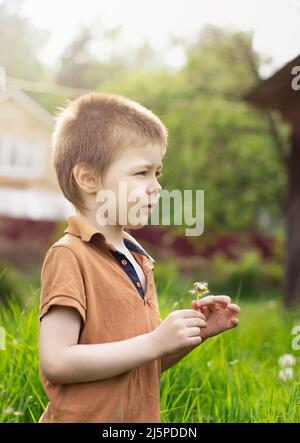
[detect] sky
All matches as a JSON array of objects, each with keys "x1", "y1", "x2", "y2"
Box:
[{"x1": 5, "y1": 0, "x2": 300, "y2": 77}]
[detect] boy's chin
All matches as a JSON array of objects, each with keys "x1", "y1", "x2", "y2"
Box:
[
  {"x1": 124, "y1": 221, "x2": 149, "y2": 230},
  {"x1": 124, "y1": 216, "x2": 150, "y2": 230}
]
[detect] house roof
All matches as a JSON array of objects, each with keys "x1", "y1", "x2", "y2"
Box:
[
  {"x1": 244, "y1": 54, "x2": 300, "y2": 111},
  {"x1": 0, "y1": 87, "x2": 54, "y2": 129}
]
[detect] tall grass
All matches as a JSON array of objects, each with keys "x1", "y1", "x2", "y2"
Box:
[
  {"x1": 0, "y1": 289, "x2": 46, "y2": 422},
  {"x1": 0, "y1": 273, "x2": 299, "y2": 422}
]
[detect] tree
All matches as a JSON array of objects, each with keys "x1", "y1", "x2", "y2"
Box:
[
  {"x1": 99, "y1": 25, "x2": 286, "y2": 233},
  {"x1": 55, "y1": 20, "x2": 129, "y2": 89},
  {"x1": 0, "y1": 0, "x2": 49, "y2": 81},
  {"x1": 245, "y1": 54, "x2": 300, "y2": 306}
]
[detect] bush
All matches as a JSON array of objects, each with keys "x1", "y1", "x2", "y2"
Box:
[
  {"x1": 0, "y1": 261, "x2": 23, "y2": 307},
  {"x1": 153, "y1": 259, "x2": 180, "y2": 293},
  {"x1": 206, "y1": 250, "x2": 283, "y2": 298}
]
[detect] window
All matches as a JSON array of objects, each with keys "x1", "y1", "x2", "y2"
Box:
[
  {"x1": 0, "y1": 136, "x2": 45, "y2": 178},
  {"x1": 0, "y1": 186, "x2": 73, "y2": 220}
]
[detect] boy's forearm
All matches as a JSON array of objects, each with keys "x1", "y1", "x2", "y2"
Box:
[
  {"x1": 49, "y1": 331, "x2": 160, "y2": 384},
  {"x1": 161, "y1": 337, "x2": 206, "y2": 372}
]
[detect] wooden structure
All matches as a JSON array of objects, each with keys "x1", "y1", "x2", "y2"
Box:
[{"x1": 244, "y1": 54, "x2": 300, "y2": 306}]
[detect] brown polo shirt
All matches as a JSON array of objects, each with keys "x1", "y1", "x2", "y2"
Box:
[{"x1": 38, "y1": 214, "x2": 162, "y2": 423}]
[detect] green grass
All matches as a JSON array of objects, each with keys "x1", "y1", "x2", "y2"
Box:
[{"x1": 0, "y1": 275, "x2": 300, "y2": 423}]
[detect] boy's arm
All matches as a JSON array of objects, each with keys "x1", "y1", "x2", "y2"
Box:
[
  {"x1": 161, "y1": 339, "x2": 206, "y2": 372},
  {"x1": 157, "y1": 313, "x2": 203, "y2": 372},
  {"x1": 39, "y1": 305, "x2": 161, "y2": 384}
]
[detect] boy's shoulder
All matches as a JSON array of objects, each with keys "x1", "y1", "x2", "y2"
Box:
[
  {"x1": 43, "y1": 226, "x2": 156, "y2": 269},
  {"x1": 43, "y1": 232, "x2": 86, "y2": 266},
  {"x1": 54, "y1": 214, "x2": 155, "y2": 265},
  {"x1": 47, "y1": 231, "x2": 80, "y2": 252}
]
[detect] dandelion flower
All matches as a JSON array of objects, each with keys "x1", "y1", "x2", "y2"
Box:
[
  {"x1": 278, "y1": 367, "x2": 294, "y2": 381},
  {"x1": 278, "y1": 354, "x2": 296, "y2": 367},
  {"x1": 189, "y1": 281, "x2": 209, "y2": 300}
]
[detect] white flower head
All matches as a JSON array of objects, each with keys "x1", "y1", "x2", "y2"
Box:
[
  {"x1": 278, "y1": 367, "x2": 294, "y2": 381},
  {"x1": 278, "y1": 354, "x2": 296, "y2": 367},
  {"x1": 189, "y1": 281, "x2": 209, "y2": 299}
]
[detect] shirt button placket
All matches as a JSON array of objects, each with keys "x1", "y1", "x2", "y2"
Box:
[
  {"x1": 136, "y1": 282, "x2": 146, "y2": 304},
  {"x1": 118, "y1": 254, "x2": 146, "y2": 304}
]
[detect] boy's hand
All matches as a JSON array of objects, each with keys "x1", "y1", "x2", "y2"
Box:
[
  {"x1": 191, "y1": 295, "x2": 240, "y2": 341},
  {"x1": 151, "y1": 309, "x2": 208, "y2": 358}
]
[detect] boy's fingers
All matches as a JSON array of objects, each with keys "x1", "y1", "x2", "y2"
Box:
[
  {"x1": 192, "y1": 301, "x2": 208, "y2": 316},
  {"x1": 185, "y1": 307, "x2": 206, "y2": 320},
  {"x1": 196, "y1": 295, "x2": 231, "y2": 307},
  {"x1": 230, "y1": 317, "x2": 240, "y2": 327},
  {"x1": 227, "y1": 303, "x2": 240, "y2": 314}
]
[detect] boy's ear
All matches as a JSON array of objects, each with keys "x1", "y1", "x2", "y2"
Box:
[{"x1": 72, "y1": 163, "x2": 102, "y2": 194}]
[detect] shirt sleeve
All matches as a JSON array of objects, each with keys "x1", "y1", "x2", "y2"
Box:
[
  {"x1": 152, "y1": 281, "x2": 163, "y2": 327},
  {"x1": 39, "y1": 246, "x2": 87, "y2": 325}
]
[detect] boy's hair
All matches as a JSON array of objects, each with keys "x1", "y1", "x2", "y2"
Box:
[{"x1": 51, "y1": 92, "x2": 168, "y2": 212}]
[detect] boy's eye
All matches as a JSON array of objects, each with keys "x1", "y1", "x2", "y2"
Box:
[{"x1": 136, "y1": 171, "x2": 162, "y2": 177}]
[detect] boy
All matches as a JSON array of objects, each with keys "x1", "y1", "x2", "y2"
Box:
[{"x1": 38, "y1": 92, "x2": 240, "y2": 423}]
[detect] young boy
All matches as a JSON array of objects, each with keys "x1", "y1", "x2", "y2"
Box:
[{"x1": 38, "y1": 92, "x2": 240, "y2": 423}]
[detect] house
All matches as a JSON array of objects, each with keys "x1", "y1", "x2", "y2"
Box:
[
  {"x1": 0, "y1": 87, "x2": 72, "y2": 220},
  {"x1": 0, "y1": 87, "x2": 72, "y2": 271}
]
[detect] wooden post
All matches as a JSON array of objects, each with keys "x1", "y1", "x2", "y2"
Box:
[
  {"x1": 284, "y1": 128, "x2": 300, "y2": 306},
  {"x1": 244, "y1": 54, "x2": 300, "y2": 306}
]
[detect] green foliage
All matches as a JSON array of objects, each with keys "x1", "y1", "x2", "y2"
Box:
[
  {"x1": 153, "y1": 259, "x2": 179, "y2": 291},
  {"x1": 0, "y1": 1, "x2": 50, "y2": 81},
  {"x1": 205, "y1": 250, "x2": 283, "y2": 298},
  {"x1": 160, "y1": 296, "x2": 300, "y2": 423},
  {"x1": 97, "y1": 25, "x2": 288, "y2": 232},
  {"x1": 0, "y1": 262, "x2": 23, "y2": 308},
  {"x1": 0, "y1": 291, "x2": 43, "y2": 422},
  {"x1": 26, "y1": 91, "x2": 70, "y2": 115}
]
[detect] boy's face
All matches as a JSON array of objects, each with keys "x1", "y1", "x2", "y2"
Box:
[{"x1": 96, "y1": 142, "x2": 165, "y2": 229}]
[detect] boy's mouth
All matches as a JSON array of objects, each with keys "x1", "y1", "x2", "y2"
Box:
[{"x1": 141, "y1": 203, "x2": 155, "y2": 213}]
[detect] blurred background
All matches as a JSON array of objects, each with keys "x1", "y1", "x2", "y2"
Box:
[
  {"x1": 0, "y1": 0, "x2": 299, "y2": 305},
  {"x1": 1, "y1": 0, "x2": 300, "y2": 423}
]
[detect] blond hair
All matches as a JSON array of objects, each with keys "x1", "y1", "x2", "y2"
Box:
[{"x1": 52, "y1": 92, "x2": 168, "y2": 212}]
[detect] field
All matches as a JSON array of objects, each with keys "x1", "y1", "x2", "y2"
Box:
[{"x1": 0, "y1": 273, "x2": 299, "y2": 423}]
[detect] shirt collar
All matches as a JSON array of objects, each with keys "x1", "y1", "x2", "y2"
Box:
[{"x1": 63, "y1": 214, "x2": 155, "y2": 265}]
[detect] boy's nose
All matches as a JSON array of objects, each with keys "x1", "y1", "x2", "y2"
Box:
[
  {"x1": 148, "y1": 180, "x2": 162, "y2": 194},
  {"x1": 147, "y1": 187, "x2": 161, "y2": 200}
]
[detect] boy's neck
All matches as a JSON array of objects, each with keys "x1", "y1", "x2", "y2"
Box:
[{"x1": 76, "y1": 209, "x2": 125, "y2": 251}]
